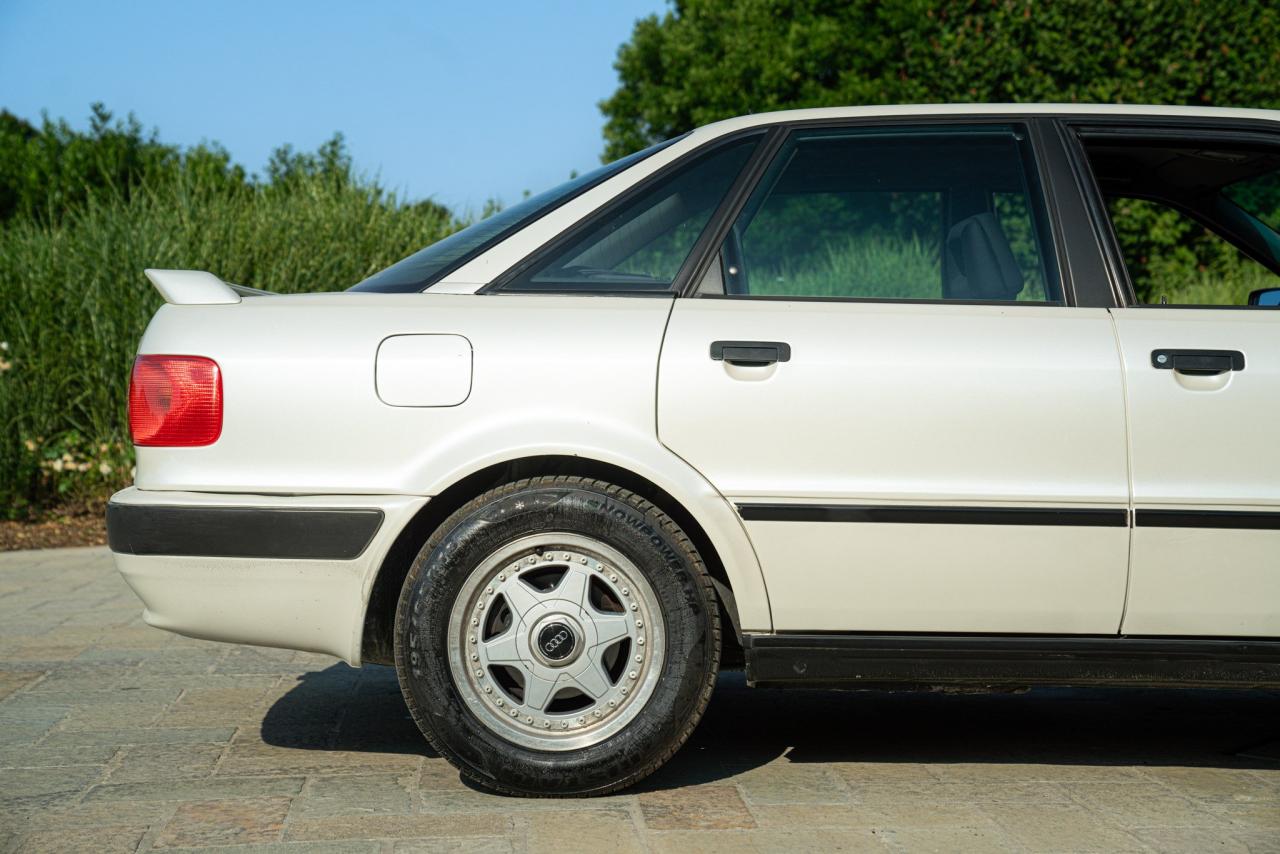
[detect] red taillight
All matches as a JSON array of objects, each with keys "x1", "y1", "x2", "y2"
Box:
[{"x1": 128, "y1": 355, "x2": 223, "y2": 447}]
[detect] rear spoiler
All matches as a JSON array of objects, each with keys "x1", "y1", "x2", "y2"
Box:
[{"x1": 144, "y1": 269, "x2": 271, "y2": 305}]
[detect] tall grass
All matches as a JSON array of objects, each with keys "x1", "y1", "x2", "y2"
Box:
[
  {"x1": 1141, "y1": 262, "x2": 1275, "y2": 306},
  {"x1": 746, "y1": 234, "x2": 941, "y2": 299},
  {"x1": 745, "y1": 233, "x2": 1270, "y2": 306},
  {"x1": 0, "y1": 170, "x2": 459, "y2": 517}
]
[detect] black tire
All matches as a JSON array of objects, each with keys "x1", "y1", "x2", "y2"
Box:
[{"x1": 393, "y1": 475, "x2": 721, "y2": 796}]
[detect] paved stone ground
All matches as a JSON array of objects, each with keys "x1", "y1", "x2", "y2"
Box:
[{"x1": 1, "y1": 547, "x2": 1277, "y2": 853}]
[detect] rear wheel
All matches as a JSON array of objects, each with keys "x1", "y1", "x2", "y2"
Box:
[{"x1": 393, "y1": 476, "x2": 720, "y2": 796}]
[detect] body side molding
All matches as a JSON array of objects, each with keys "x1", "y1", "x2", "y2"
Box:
[
  {"x1": 737, "y1": 503, "x2": 1129, "y2": 527},
  {"x1": 1135, "y1": 509, "x2": 1280, "y2": 530},
  {"x1": 738, "y1": 503, "x2": 1280, "y2": 530}
]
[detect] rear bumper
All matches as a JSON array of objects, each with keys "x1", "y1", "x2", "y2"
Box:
[{"x1": 107, "y1": 487, "x2": 427, "y2": 664}]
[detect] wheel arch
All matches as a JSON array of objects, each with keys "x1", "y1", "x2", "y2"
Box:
[{"x1": 359, "y1": 453, "x2": 767, "y2": 666}]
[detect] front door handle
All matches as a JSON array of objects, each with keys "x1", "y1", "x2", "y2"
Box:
[
  {"x1": 710, "y1": 340, "x2": 791, "y2": 366},
  {"x1": 1151, "y1": 349, "x2": 1245, "y2": 375}
]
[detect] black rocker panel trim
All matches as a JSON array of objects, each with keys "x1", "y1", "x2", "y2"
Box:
[
  {"x1": 736, "y1": 503, "x2": 1128, "y2": 527},
  {"x1": 106, "y1": 502, "x2": 384, "y2": 560},
  {"x1": 743, "y1": 634, "x2": 1280, "y2": 689},
  {"x1": 1136, "y1": 509, "x2": 1280, "y2": 530}
]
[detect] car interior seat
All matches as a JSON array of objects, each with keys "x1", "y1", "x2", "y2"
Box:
[{"x1": 943, "y1": 212, "x2": 1024, "y2": 301}]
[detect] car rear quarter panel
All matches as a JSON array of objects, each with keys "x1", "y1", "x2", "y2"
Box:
[{"x1": 132, "y1": 292, "x2": 773, "y2": 631}]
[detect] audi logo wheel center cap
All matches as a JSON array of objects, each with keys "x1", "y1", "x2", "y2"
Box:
[{"x1": 529, "y1": 615, "x2": 584, "y2": 667}]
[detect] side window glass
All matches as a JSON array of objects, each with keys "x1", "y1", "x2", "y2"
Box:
[
  {"x1": 1081, "y1": 137, "x2": 1280, "y2": 306},
  {"x1": 715, "y1": 125, "x2": 1061, "y2": 303},
  {"x1": 993, "y1": 192, "x2": 1051, "y2": 301},
  {"x1": 503, "y1": 135, "x2": 761, "y2": 293}
]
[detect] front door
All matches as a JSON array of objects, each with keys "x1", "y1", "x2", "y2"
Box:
[
  {"x1": 1070, "y1": 124, "x2": 1280, "y2": 636},
  {"x1": 658, "y1": 122, "x2": 1132, "y2": 633}
]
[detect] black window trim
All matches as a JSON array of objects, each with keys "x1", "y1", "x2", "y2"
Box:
[
  {"x1": 672, "y1": 127, "x2": 788, "y2": 298},
  {"x1": 1055, "y1": 115, "x2": 1280, "y2": 310},
  {"x1": 480, "y1": 128, "x2": 776, "y2": 296},
  {"x1": 679, "y1": 114, "x2": 1077, "y2": 306},
  {"x1": 1047, "y1": 120, "x2": 1132, "y2": 307}
]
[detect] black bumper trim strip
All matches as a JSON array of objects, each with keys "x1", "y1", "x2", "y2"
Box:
[
  {"x1": 736, "y1": 503, "x2": 1128, "y2": 527},
  {"x1": 106, "y1": 502, "x2": 384, "y2": 560},
  {"x1": 1135, "y1": 509, "x2": 1280, "y2": 530}
]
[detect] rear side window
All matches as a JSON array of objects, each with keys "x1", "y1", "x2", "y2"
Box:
[
  {"x1": 499, "y1": 134, "x2": 762, "y2": 293},
  {"x1": 350, "y1": 139, "x2": 675, "y2": 293},
  {"x1": 705, "y1": 124, "x2": 1061, "y2": 303}
]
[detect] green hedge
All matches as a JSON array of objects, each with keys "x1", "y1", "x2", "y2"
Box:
[{"x1": 0, "y1": 111, "x2": 459, "y2": 517}]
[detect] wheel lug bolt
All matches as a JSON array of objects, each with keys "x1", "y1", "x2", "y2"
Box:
[
  {"x1": 608, "y1": 699, "x2": 616, "y2": 707},
  {"x1": 596, "y1": 564, "x2": 605, "y2": 572},
  {"x1": 593, "y1": 710, "x2": 603, "y2": 718},
  {"x1": 621, "y1": 588, "x2": 630, "y2": 596},
  {"x1": 543, "y1": 553, "x2": 553, "y2": 561},
  {"x1": 498, "y1": 574, "x2": 505, "y2": 581},
  {"x1": 526, "y1": 716, "x2": 533, "y2": 723},
  {"x1": 637, "y1": 638, "x2": 645, "y2": 646},
  {"x1": 628, "y1": 671, "x2": 637, "y2": 680},
  {"x1": 496, "y1": 699, "x2": 504, "y2": 707},
  {"x1": 469, "y1": 636, "x2": 476, "y2": 644},
  {"x1": 561, "y1": 722, "x2": 569, "y2": 729},
  {"x1": 484, "y1": 686, "x2": 492, "y2": 694},
  {"x1": 561, "y1": 553, "x2": 570, "y2": 560},
  {"x1": 634, "y1": 655, "x2": 642, "y2": 663},
  {"x1": 486, "y1": 587, "x2": 493, "y2": 595},
  {"x1": 577, "y1": 717, "x2": 585, "y2": 724},
  {"x1": 471, "y1": 618, "x2": 478, "y2": 627},
  {"x1": 636, "y1": 620, "x2": 643, "y2": 629},
  {"x1": 510, "y1": 709, "x2": 518, "y2": 717},
  {"x1": 580, "y1": 557, "x2": 588, "y2": 564},
  {"x1": 610, "y1": 574, "x2": 618, "y2": 582},
  {"x1": 630, "y1": 604, "x2": 638, "y2": 611},
  {"x1": 543, "y1": 720, "x2": 551, "y2": 728},
  {"x1": 475, "y1": 669, "x2": 483, "y2": 677},
  {"x1": 621, "y1": 687, "x2": 629, "y2": 695},
  {"x1": 471, "y1": 654, "x2": 478, "y2": 661}
]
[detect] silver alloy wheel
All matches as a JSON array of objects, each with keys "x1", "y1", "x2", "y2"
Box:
[{"x1": 446, "y1": 532, "x2": 666, "y2": 751}]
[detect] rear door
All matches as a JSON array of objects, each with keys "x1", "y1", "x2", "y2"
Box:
[
  {"x1": 658, "y1": 121, "x2": 1132, "y2": 634},
  {"x1": 1070, "y1": 123, "x2": 1280, "y2": 637}
]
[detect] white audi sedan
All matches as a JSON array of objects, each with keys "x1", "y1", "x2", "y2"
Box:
[{"x1": 107, "y1": 104, "x2": 1280, "y2": 796}]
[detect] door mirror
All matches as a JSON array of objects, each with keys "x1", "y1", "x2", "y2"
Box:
[{"x1": 1248, "y1": 287, "x2": 1280, "y2": 306}]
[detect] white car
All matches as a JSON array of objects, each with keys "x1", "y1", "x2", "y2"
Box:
[{"x1": 108, "y1": 104, "x2": 1280, "y2": 796}]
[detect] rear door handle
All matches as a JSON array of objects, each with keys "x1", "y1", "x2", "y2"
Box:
[
  {"x1": 710, "y1": 340, "x2": 791, "y2": 366},
  {"x1": 1151, "y1": 349, "x2": 1245, "y2": 375}
]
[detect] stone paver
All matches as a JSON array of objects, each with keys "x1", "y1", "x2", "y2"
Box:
[
  {"x1": 0, "y1": 546, "x2": 1278, "y2": 852},
  {"x1": 153, "y1": 796, "x2": 292, "y2": 848}
]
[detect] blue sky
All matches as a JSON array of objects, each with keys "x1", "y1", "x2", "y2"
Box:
[{"x1": 0, "y1": 0, "x2": 667, "y2": 214}]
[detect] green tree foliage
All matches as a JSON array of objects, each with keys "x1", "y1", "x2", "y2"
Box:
[
  {"x1": 600, "y1": 0, "x2": 1280, "y2": 299},
  {"x1": 601, "y1": 0, "x2": 1280, "y2": 158},
  {"x1": 0, "y1": 106, "x2": 461, "y2": 517},
  {"x1": 0, "y1": 104, "x2": 248, "y2": 223}
]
